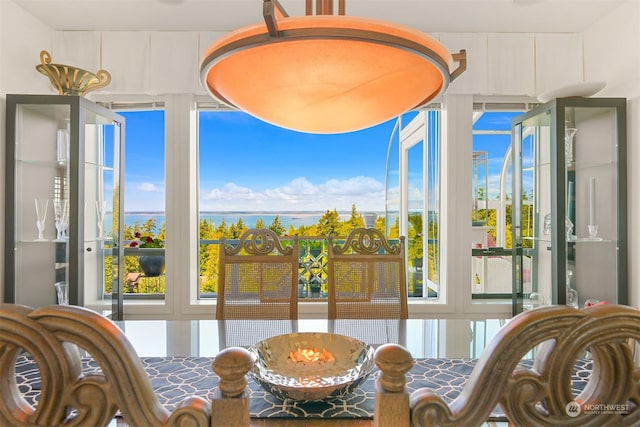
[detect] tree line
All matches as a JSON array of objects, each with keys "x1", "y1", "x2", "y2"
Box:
[
  {"x1": 119, "y1": 202, "x2": 491, "y2": 296},
  {"x1": 195, "y1": 205, "x2": 397, "y2": 294},
  {"x1": 120, "y1": 204, "x2": 400, "y2": 294}
]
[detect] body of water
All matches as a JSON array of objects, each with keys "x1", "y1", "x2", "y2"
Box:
[{"x1": 122, "y1": 211, "x2": 360, "y2": 230}]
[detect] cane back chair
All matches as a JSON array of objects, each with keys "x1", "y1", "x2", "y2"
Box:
[
  {"x1": 327, "y1": 228, "x2": 408, "y2": 320},
  {"x1": 216, "y1": 228, "x2": 299, "y2": 321}
]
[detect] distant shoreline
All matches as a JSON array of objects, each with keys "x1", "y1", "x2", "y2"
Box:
[
  {"x1": 119, "y1": 211, "x2": 385, "y2": 229},
  {"x1": 126, "y1": 211, "x2": 384, "y2": 216}
]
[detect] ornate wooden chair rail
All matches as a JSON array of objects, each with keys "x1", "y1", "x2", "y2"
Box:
[{"x1": 1, "y1": 303, "x2": 638, "y2": 427}]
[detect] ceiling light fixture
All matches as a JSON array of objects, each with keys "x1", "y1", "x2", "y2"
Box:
[{"x1": 200, "y1": 0, "x2": 466, "y2": 134}]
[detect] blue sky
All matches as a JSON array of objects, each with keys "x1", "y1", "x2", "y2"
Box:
[
  {"x1": 122, "y1": 110, "x2": 397, "y2": 213},
  {"x1": 472, "y1": 111, "x2": 521, "y2": 200},
  {"x1": 121, "y1": 109, "x2": 518, "y2": 213}
]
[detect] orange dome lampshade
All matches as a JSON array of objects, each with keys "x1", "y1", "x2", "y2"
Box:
[{"x1": 200, "y1": 0, "x2": 466, "y2": 134}]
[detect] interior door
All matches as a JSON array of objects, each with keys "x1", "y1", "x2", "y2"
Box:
[{"x1": 83, "y1": 110, "x2": 124, "y2": 319}]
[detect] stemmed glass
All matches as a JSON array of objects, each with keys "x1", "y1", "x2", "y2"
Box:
[
  {"x1": 96, "y1": 200, "x2": 107, "y2": 239},
  {"x1": 34, "y1": 198, "x2": 49, "y2": 241},
  {"x1": 54, "y1": 199, "x2": 69, "y2": 241},
  {"x1": 564, "y1": 127, "x2": 577, "y2": 164},
  {"x1": 54, "y1": 281, "x2": 69, "y2": 305},
  {"x1": 565, "y1": 217, "x2": 576, "y2": 241}
]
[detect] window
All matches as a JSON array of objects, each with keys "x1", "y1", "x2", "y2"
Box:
[
  {"x1": 395, "y1": 109, "x2": 441, "y2": 301},
  {"x1": 119, "y1": 109, "x2": 166, "y2": 298},
  {"x1": 196, "y1": 108, "x2": 400, "y2": 300},
  {"x1": 101, "y1": 95, "x2": 536, "y2": 318},
  {"x1": 470, "y1": 109, "x2": 524, "y2": 299}
]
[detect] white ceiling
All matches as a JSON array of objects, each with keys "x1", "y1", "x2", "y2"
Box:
[{"x1": 11, "y1": 0, "x2": 625, "y2": 33}]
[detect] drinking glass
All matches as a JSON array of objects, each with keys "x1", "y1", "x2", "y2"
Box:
[
  {"x1": 54, "y1": 281, "x2": 69, "y2": 305},
  {"x1": 54, "y1": 200, "x2": 69, "y2": 241},
  {"x1": 34, "y1": 198, "x2": 49, "y2": 241}
]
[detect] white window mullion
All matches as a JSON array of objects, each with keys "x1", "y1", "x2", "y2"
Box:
[
  {"x1": 165, "y1": 94, "x2": 199, "y2": 317},
  {"x1": 441, "y1": 94, "x2": 473, "y2": 315}
]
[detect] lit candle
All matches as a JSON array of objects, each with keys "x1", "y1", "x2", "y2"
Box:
[{"x1": 589, "y1": 177, "x2": 596, "y2": 226}]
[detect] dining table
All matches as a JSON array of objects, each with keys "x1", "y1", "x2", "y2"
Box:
[
  {"x1": 17, "y1": 317, "x2": 518, "y2": 427},
  {"x1": 102, "y1": 317, "x2": 513, "y2": 426}
]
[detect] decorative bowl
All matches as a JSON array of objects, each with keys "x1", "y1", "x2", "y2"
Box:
[
  {"x1": 248, "y1": 332, "x2": 375, "y2": 402},
  {"x1": 36, "y1": 50, "x2": 111, "y2": 97}
]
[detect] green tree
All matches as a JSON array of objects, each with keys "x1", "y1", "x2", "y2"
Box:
[
  {"x1": 200, "y1": 243, "x2": 220, "y2": 294},
  {"x1": 198, "y1": 217, "x2": 220, "y2": 294},
  {"x1": 269, "y1": 215, "x2": 286, "y2": 236},
  {"x1": 342, "y1": 204, "x2": 364, "y2": 234},
  {"x1": 255, "y1": 218, "x2": 265, "y2": 229},
  {"x1": 235, "y1": 218, "x2": 247, "y2": 236},
  {"x1": 317, "y1": 209, "x2": 342, "y2": 237},
  {"x1": 215, "y1": 218, "x2": 228, "y2": 236},
  {"x1": 407, "y1": 213, "x2": 423, "y2": 264},
  {"x1": 228, "y1": 223, "x2": 240, "y2": 239},
  {"x1": 388, "y1": 216, "x2": 400, "y2": 238},
  {"x1": 199, "y1": 218, "x2": 215, "y2": 276},
  {"x1": 476, "y1": 186, "x2": 486, "y2": 200}
]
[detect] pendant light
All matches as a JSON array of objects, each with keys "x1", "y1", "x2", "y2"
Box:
[{"x1": 200, "y1": 0, "x2": 466, "y2": 134}]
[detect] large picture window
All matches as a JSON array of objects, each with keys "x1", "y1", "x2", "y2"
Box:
[
  {"x1": 196, "y1": 108, "x2": 400, "y2": 300},
  {"x1": 100, "y1": 96, "x2": 531, "y2": 318}
]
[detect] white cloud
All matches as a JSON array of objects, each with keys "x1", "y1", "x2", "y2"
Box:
[
  {"x1": 205, "y1": 182, "x2": 266, "y2": 201},
  {"x1": 136, "y1": 182, "x2": 162, "y2": 192},
  {"x1": 201, "y1": 176, "x2": 385, "y2": 212},
  {"x1": 319, "y1": 176, "x2": 384, "y2": 195}
]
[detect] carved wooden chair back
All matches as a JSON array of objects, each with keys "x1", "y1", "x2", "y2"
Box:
[
  {"x1": 327, "y1": 228, "x2": 408, "y2": 320},
  {"x1": 216, "y1": 228, "x2": 299, "y2": 320}
]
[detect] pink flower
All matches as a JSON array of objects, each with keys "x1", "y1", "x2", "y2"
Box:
[{"x1": 130, "y1": 232, "x2": 164, "y2": 248}]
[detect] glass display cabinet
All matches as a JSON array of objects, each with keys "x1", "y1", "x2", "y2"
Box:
[
  {"x1": 4, "y1": 94, "x2": 125, "y2": 319},
  {"x1": 512, "y1": 97, "x2": 627, "y2": 314}
]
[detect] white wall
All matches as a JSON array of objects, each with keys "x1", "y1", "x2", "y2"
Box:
[
  {"x1": 583, "y1": 0, "x2": 640, "y2": 308},
  {"x1": 45, "y1": 30, "x2": 583, "y2": 99},
  {"x1": 52, "y1": 30, "x2": 226, "y2": 96},
  {"x1": 0, "y1": 0, "x2": 56, "y2": 305}
]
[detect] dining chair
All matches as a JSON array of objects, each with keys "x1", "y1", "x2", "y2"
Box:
[
  {"x1": 217, "y1": 228, "x2": 299, "y2": 320},
  {"x1": 327, "y1": 228, "x2": 408, "y2": 346},
  {"x1": 327, "y1": 227, "x2": 408, "y2": 320},
  {"x1": 216, "y1": 229, "x2": 299, "y2": 348}
]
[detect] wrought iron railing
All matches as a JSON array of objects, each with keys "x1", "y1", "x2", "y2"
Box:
[{"x1": 122, "y1": 236, "x2": 418, "y2": 299}]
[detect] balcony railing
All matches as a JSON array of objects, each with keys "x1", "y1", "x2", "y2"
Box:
[{"x1": 120, "y1": 236, "x2": 426, "y2": 299}]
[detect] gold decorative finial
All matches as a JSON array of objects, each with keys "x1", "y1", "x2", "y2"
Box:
[{"x1": 36, "y1": 50, "x2": 111, "y2": 96}]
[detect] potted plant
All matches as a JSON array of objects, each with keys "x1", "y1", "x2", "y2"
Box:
[
  {"x1": 309, "y1": 276, "x2": 322, "y2": 298},
  {"x1": 130, "y1": 232, "x2": 165, "y2": 277},
  {"x1": 303, "y1": 240, "x2": 323, "y2": 259}
]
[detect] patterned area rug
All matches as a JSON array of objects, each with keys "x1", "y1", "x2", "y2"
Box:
[{"x1": 14, "y1": 356, "x2": 592, "y2": 420}]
